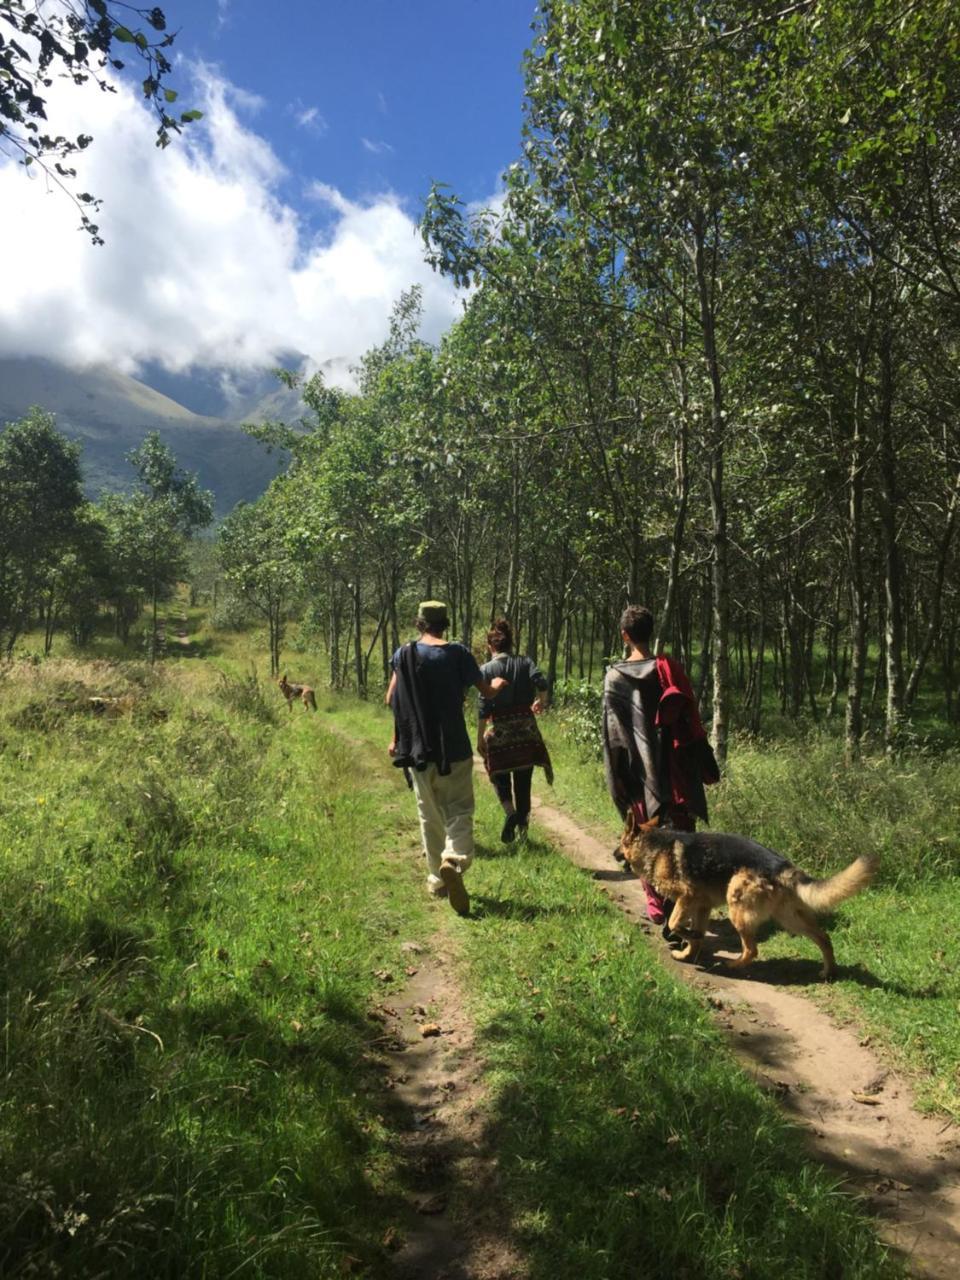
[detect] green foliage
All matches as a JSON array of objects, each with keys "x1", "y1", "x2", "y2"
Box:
[
  {"x1": 0, "y1": 409, "x2": 88, "y2": 655},
  {"x1": 214, "y1": 664, "x2": 280, "y2": 726},
  {"x1": 552, "y1": 678, "x2": 603, "y2": 760},
  {"x1": 0, "y1": 655, "x2": 431, "y2": 1276},
  {"x1": 217, "y1": 491, "x2": 301, "y2": 675},
  {"x1": 0, "y1": 1, "x2": 200, "y2": 242},
  {"x1": 712, "y1": 735, "x2": 960, "y2": 885}
]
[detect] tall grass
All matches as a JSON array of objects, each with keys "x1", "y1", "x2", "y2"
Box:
[{"x1": 0, "y1": 657, "x2": 431, "y2": 1276}]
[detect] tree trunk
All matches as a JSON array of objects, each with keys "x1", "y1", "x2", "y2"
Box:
[
  {"x1": 844, "y1": 333, "x2": 871, "y2": 761},
  {"x1": 353, "y1": 581, "x2": 364, "y2": 696},
  {"x1": 905, "y1": 469, "x2": 960, "y2": 708},
  {"x1": 877, "y1": 328, "x2": 904, "y2": 753},
  {"x1": 691, "y1": 212, "x2": 729, "y2": 763}
]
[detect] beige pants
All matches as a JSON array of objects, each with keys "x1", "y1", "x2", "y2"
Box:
[{"x1": 410, "y1": 758, "x2": 475, "y2": 888}]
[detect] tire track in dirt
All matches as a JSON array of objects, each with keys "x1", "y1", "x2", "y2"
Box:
[
  {"x1": 374, "y1": 933, "x2": 525, "y2": 1280},
  {"x1": 530, "y1": 794, "x2": 960, "y2": 1279},
  {"x1": 318, "y1": 717, "x2": 525, "y2": 1278}
]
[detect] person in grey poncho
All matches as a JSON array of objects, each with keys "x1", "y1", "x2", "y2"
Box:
[{"x1": 602, "y1": 604, "x2": 718, "y2": 929}]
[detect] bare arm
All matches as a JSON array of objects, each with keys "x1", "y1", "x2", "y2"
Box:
[
  {"x1": 385, "y1": 672, "x2": 397, "y2": 706},
  {"x1": 474, "y1": 675, "x2": 509, "y2": 700}
]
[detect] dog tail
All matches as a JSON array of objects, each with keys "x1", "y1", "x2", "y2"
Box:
[{"x1": 793, "y1": 854, "x2": 878, "y2": 912}]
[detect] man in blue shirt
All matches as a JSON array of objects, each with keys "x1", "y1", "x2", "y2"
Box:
[{"x1": 387, "y1": 601, "x2": 507, "y2": 916}]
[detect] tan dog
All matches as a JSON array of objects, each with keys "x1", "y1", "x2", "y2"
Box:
[
  {"x1": 619, "y1": 813, "x2": 877, "y2": 980},
  {"x1": 278, "y1": 673, "x2": 317, "y2": 712}
]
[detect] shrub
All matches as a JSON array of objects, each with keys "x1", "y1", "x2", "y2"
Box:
[
  {"x1": 214, "y1": 667, "x2": 278, "y2": 725},
  {"x1": 553, "y1": 678, "x2": 604, "y2": 761}
]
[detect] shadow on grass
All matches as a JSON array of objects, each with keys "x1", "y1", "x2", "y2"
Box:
[
  {"x1": 469, "y1": 894, "x2": 604, "y2": 923},
  {"x1": 170, "y1": 633, "x2": 221, "y2": 659},
  {"x1": 700, "y1": 917, "x2": 933, "y2": 996},
  {"x1": 472, "y1": 996, "x2": 904, "y2": 1280},
  {"x1": 0, "y1": 893, "x2": 403, "y2": 1276}
]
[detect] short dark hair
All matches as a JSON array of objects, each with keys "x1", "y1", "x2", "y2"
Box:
[
  {"x1": 486, "y1": 618, "x2": 513, "y2": 653},
  {"x1": 619, "y1": 605, "x2": 654, "y2": 645}
]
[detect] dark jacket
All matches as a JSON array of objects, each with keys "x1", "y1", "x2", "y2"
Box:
[
  {"x1": 602, "y1": 655, "x2": 718, "y2": 822},
  {"x1": 391, "y1": 642, "x2": 449, "y2": 775}
]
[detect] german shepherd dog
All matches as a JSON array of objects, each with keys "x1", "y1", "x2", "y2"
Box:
[
  {"x1": 619, "y1": 813, "x2": 878, "y2": 980},
  {"x1": 278, "y1": 673, "x2": 318, "y2": 712}
]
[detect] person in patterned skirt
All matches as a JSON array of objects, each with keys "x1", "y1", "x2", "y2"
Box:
[{"x1": 478, "y1": 618, "x2": 553, "y2": 843}]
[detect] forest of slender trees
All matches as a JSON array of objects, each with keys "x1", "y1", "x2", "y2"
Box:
[
  {"x1": 215, "y1": 1, "x2": 960, "y2": 761},
  {"x1": 5, "y1": 2, "x2": 960, "y2": 763}
]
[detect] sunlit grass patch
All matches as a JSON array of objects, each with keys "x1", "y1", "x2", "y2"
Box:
[
  {"x1": 458, "y1": 801, "x2": 901, "y2": 1280},
  {"x1": 0, "y1": 659, "x2": 431, "y2": 1276}
]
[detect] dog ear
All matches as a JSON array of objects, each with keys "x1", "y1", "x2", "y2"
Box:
[
  {"x1": 639, "y1": 813, "x2": 661, "y2": 832},
  {"x1": 624, "y1": 807, "x2": 637, "y2": 836}
]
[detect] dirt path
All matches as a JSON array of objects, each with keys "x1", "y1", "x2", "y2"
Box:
[
  {"x1": 374, "y1": 930, "x2": 525, "y2": 1280},
  {"x1": 173, "y1": 612, "x2": 191, "y2": 648},
  {"x1": 531, "y1": 795, "x2": 960, "y2": 1279}
]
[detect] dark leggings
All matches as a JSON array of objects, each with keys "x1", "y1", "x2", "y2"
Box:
[{"x1": 491, "y1": 768, "x2": 533, "y2": 821}]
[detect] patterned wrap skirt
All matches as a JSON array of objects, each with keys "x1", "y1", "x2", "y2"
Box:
[{"x1": 479, "y1": 706, "x2": 554, "y2": 785}]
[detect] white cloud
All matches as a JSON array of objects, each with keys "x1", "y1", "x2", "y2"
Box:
[
  {"x1": 361, "y1": 136, "x2": 394, "y2": 155},
  {"x1": 0, "y1": 63, "x2": 461, "y2": 389},
  {"x1": 291, "y1": 101, "x2": 328, "y2": 134}
]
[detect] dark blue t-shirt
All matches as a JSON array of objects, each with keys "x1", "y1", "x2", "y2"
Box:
[{"x1": 391, "y1": 641, "x2": 482, "y2": 764}]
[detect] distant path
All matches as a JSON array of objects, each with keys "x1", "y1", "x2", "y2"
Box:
[
  {"x1": 173, "y1": 612, "x2": 190, "y2": 648},
  {"x1": 530, "y1": 794, "x2": 960, "y2": 1280},
  {"x1": 379, "y1": 932, "x2": 526, "y2": 1280},
  {"x1": 322, "y1": 718, "x2": 526, "y2": 1278}
]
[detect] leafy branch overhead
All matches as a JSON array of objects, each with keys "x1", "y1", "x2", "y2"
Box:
[{"x1": 0, "y1": 1, "x2": 202, "y2": 242}]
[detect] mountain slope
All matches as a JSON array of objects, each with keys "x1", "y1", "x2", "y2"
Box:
[{"x1": 0, "y1": 356, "x2": 285, "y2": 513}]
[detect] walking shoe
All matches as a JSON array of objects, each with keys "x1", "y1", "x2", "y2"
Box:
[
  {"x1": 500, "y1": 812, "x2": 520, "y2": 844},
  {"x1": 660, "y1": 899, "x2": 682, "y2": 946},
  {"x1": 516, "y1": 821, "x2": 529, "y2": 842},
  {"x1": 439, "y1": 860, "x2": 470, "y2": 916},
  {"x1": 427, "y1": 881, "x2": 448, "y2": 899}
]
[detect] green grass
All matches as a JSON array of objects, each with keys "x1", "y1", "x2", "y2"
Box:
[
  {"x1": 0, "y1": 655, "x2": 432, "y2": 1276},
  {"x1": 0, "y1": 614, "x2": 945, "y2": 1276},
  {"x1": 335, "y1": 699, "x2": 901, "y2": 1279},
  {"x1": 542, "y1": 711, "x2": 960, "y2": 1118},
  {"x1": 461, "y1": 844, "x2": 899, "y2": 1279}
]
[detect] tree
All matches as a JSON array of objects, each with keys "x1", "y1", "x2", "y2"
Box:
[
  {"x1": 107, "y1": 433, "x2": 213, "y2": 660},
  {"x1": 0, "y1": 408, "x2": 86, "y2": 655},
  {"x1": 217, "y1": 492, "x2": 300, "y2": 677},
  {"x1": 0, "y1": 1, "x2": 201, "y2": 241},
  {"x1": 39, "y1": 504, "x2": 109, "y2": 652}
]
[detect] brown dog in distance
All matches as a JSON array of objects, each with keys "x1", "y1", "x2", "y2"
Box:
[
  {"x1": 278, "y1": 673, "x2": 318, "y2": 712},
  {"x1": 619, "y1": 813, "x2": 877, "y2": 980}
]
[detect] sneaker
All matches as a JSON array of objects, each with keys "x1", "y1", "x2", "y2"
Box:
[
  {"x1": 439, "y1": 860, "x2": 470, "y2": 916},
  {"x1": 500, "y1": 812, "x2": 520, "y2": 844},
  {"x1": 427, "y1": 881, "x2": 448, "y2": 899},
  {"x1": 516, "y1": 821, "x2": 529, "y2": 841}
]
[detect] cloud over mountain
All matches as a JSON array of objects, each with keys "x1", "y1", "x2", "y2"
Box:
[{"x1": 0, "y1": 63, "x2": 461, "y2": 388}]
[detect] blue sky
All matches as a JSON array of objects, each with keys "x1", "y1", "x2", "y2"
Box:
[
  {"x1": 0, "y1": 1, "x2": 538, "y2": 387},
  {"x1": 179, "y1": 0, "x2": 536, "y2": 213}
]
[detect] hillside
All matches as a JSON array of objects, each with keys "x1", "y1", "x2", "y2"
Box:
[{"x1": 0, "y1": 356, "x2": 287, "y2": 514}]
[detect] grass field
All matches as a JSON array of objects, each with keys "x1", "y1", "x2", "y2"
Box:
[
  {"x1": 541, "y1": 713, "x2": 960, "y2": 1120},
  {"x1": 2, "y1": 613, "x2": 949, "y2": 1275},
  {"x1": 0, "y1": 655, "x2": 434, "y2": 1275}
]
